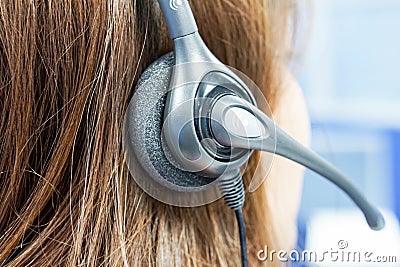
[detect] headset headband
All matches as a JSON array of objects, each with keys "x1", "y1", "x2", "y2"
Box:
[{"x1": 158, "y1": 0, "x2": 198, "y2": 39}]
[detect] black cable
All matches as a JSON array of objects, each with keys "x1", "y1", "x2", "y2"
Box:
[
  {"x1": 235, "y1": 209, "x2": 248, "y2": 267},
  {"x1": 218, "y1": 171, "x2": 248, "y2": 267}
]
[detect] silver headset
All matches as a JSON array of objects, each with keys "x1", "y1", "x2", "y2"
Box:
[
  {"x1": 124, "y1": 0, "x2": 384, "y2": 232},
  {"x1": 124, "y1": 1, "x2": 384, "y2": 265}
]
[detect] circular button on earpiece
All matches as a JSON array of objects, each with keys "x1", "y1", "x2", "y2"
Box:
[{"x1": 223, "y1": 107, "x2": 263, "y2": 138}]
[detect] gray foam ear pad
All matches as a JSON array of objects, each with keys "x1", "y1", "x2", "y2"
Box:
[{"x1": 124, "y1": 52, "x2": 217, "y2": 195}]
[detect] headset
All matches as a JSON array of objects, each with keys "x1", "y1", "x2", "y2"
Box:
[{"x1": 123, "y1": 1, "x2": 385, "y2": 266}]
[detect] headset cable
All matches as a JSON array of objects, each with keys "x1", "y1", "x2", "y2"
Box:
[{"x1": 219, "y1": 170, "x2": 248, "y2": 267}]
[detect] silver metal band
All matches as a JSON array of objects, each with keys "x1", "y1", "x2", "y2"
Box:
[{"x1": 157, "y1": 0, "x2": 198, "y2": 39}]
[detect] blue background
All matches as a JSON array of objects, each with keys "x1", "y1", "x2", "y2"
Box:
[{"x1": 294, "y1": 0, "x2": 400, "y2": 260}]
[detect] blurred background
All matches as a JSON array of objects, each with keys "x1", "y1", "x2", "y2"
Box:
[{"x1": 293, "y1": 0, "x2": 400, "y2": 265}]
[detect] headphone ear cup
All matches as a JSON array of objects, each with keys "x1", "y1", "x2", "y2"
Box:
[{"x1": 123, "y1": 52, "x2": 220, "y2": 206}]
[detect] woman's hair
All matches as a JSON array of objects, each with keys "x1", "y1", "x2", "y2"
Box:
[{"x1": 0, "y1": 0, "x2": 296, "y2": 266}]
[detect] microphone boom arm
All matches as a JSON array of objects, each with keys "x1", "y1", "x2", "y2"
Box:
[{"x1": 210, "y1": 95, "x2": 385, "y2": 230}]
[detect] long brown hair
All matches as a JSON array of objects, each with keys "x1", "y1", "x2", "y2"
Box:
[{"x1": 0, "y1": 0, "x2": 295, "y2": 266}]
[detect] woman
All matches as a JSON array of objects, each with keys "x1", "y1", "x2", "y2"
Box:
[{"x1": 0, "y1": 0, "x2": 309, "y2": 266}]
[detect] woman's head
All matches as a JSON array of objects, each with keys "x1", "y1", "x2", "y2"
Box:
[{"x1": 0, "y1": 1, "x2": 299, "y2": 266}]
